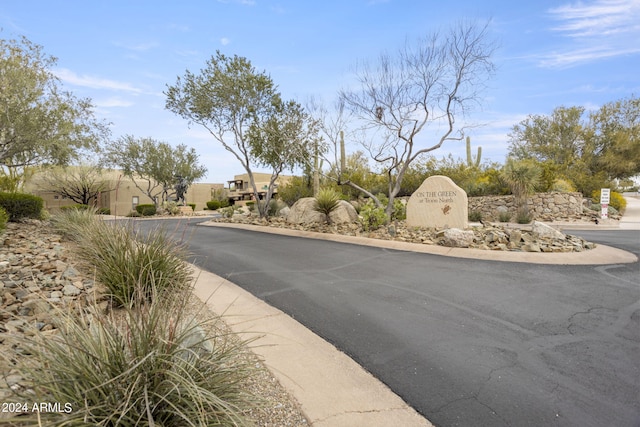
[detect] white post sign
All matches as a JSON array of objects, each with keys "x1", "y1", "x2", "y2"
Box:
[{"x1": 600, "y1": 188, "x2": 610, "y2": 219}]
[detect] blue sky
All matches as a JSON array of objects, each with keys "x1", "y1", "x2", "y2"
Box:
[{"x1": 1, "y1": 0, "x2": 638, "y2": 183}]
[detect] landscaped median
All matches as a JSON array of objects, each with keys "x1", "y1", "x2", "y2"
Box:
[{"x1": 203, "y1": 215, "x2": 638, "y2": 265}]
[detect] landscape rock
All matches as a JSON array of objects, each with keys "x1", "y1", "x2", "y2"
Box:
[
  {"x1": 213, "y1": 215, "x2": 594, "y2": 254},
  {"x1": 531, "y1": 221, "x2": 566, "y2": 240},
  {"x1": 286, "y1": 198, "x2": 358, "y2": 225},
  {"x1": 0, "y1": 220, "x2": 109, "y2": 400},
  {"x1": 439, "y1": 228, "x2": 475, "y2": 248}
]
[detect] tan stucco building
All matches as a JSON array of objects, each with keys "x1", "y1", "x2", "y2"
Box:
[
  {"x1": 25, "y1": 169, "x2": 224, "y2": 215},
  {"x1": 227, "y1": 172, "x2": 292, "y2": 204},
  {"x1": 24, "y1": 169, "x2": 291, "y2": 215}
]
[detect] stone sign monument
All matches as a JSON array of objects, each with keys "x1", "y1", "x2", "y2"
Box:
[{"x1": 406, "y1": 175, "x2": 468, "y2": 229}]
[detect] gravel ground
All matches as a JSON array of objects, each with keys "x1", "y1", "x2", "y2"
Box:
[{"x1": 0, "y1": 220, "x2": 309, "y2": 426}]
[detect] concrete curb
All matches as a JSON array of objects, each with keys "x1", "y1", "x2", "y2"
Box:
[{"x1": 191, "y1": 266, "x2": 433, "y2": 427}]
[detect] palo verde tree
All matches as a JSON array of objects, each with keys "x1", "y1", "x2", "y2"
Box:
[
  {"x1": 37, "y1": 163, "x2": 110, "y2": 206},
  {"x1": 339, "y1": 21, "x2": 496, "y2": 219},
  {"x1": 104, "y1": 135, "x2": 207, "y2": 205},
  {"x1": 165, "y1": 51, "x2": 318, "y2": 218},
  {"x1": 0, "y1": 35, "x2": 109, "y2": 191}
]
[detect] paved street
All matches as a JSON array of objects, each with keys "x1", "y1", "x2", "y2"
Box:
[{"x1": 134, "y1": 218, "x2": 640, "y2": 427}]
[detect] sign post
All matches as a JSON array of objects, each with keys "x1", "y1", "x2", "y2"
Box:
[{"x1": 600, "y1": 188, "x2": 610, "y2": 220}]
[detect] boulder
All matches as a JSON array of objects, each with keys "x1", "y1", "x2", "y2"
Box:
[
  {"x1": 407, "y1": 176, "x2": 468, "y2": 229},
  {"x1": 286, "y1": 198, "x2": 358, "y2": 225},
  {"x1": 531, "y1": 221, "x2": 566, "y2": 240},
  {"x1": 439, "y1": 228, "x2": 475, "y2": 248}
]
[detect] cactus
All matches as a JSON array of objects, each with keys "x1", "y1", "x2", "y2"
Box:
[
  {"x1": 466, "y1": 136, "x2": 482, "y2": 168},
  {"x1": 340, "y1": 130, "x2": 346, "y2": 178}
]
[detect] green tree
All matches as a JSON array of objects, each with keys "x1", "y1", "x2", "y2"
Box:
[
  {"x1": 587, "y1": 96, "x2": 640, "y2": 180},
  {"x1": 508, "y1": 106, "x2": 585, "y2": 168},
  {"x1": 37, "y1": 163, "x2": 110, "y2": 205},
  {"x1": 507, "y1": 97, "x2": 639, "y2": 195},
  {"x1": 166, "y1": 51, "x2": 317, "y2": 218},
  {"x1": 104, "y1": 136, "x2": 207, "y2": 205},
  {"x1": 246, "y1": 99, "x2": 323, "y2": 214},
  {"x1": 339, "y1": 21, "x2": 496, "y2": 220},
  {"x1": 0, "y1": 35, "x2": 109, "y2": 189}
]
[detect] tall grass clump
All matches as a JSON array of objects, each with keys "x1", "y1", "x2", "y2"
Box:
[
  {"x1": 52, "y1": 209, "x2": 191, "y2": 306},
  {"x1": 6, "y1": 285, "x2": 257, "y2": 426}
]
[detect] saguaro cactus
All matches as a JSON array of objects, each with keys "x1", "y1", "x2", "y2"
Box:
[{"x1": 466, "y1": 136, "x2": 482, "y2": 168}]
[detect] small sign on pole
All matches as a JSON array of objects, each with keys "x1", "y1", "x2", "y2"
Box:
[{"x1": 600, "y1": 188, "x2": 610, "y2": 220}]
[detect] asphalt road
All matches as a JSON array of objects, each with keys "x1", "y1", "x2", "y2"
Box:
[{"x1": 133, "y1": 218, "x2": 640, "y2": 427}]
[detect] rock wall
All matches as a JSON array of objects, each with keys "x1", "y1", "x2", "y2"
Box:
[{"x1": 468, "y1": 192, "x2": 584, "y2": 221}]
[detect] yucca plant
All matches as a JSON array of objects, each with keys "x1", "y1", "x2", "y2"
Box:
[
  {"x1": 313, "y1": 187, "x2": 341, "y2": 224},
  {"x1": 501, "y1": 158, "x2": 541, "y2": 217},
  {"x1": 5, "y1": 284, "x2": 257, "y2": 426}
]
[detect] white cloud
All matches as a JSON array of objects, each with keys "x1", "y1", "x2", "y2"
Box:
[
  {"x1": 540, "y1": 0, "x2": 640, "y2": 68},
  {"x1": 55, "y1": 68, "x2": 143, "y2": 93},
  {"x1": 549, "y1": 0, "x2": 640, "y2": 37},
  {"x1": 113, "y1": 41, "x2": 159, "y2": 52},
  {"x1": 220, "y1": 37, "x2": 231, "y2": 46}
]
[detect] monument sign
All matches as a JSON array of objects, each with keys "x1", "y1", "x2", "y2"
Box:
[{"x1": 406, "y1": 175, "x2": 468, "y2": 229}]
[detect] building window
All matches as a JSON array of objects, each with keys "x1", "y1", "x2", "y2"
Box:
[{"x1": 132, "y1": 196, "x2": 139, "y2": 211}]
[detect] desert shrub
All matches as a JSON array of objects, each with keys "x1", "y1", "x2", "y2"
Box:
[
  {"x1": 96, "y1": 207, "x2": 111, "y2": 215},
  {"x1": 392, "y1": 199, "x2": 406, "y2": 221},
  {"x1": 277, "y1": 176, "x2": 314, "y2": 206},
  {"x1": 207, "y1": 200, "x2": 221, "y2": 210},
  {"x1": 7, "y1": 284, "x2": 257, "y2": 426},
  {"x1": 0, "y1": 192, "x2": 44, "y2": 221},
  {"x1": 268, "y1": 199, "x2": 286, "y2": 216},
  {"x1": 498, "y1": 211, "x2": 512, "y2": 223},
  {"x1": 219, "y1": 206, "x2": 235, "y2": 218},
  {"x1": 52, "y1": 210, "x2": 191, "y2": 305},
  {"x1": 468, "y1": 210, "x2": 483, "y2": 222},
  {"x1": 160, "y1": 201, "x2": 180, "y2": 215},
  {"x1": 245, "y1": 201, "x2": 255, "y2": 212},
  {"x1": 136, "y1": 204, "x2": 157, "y2": 216},
  {"x1": 360, "y1": 201, "x2": 388, "y2": 231},
  {"x1": 313, "y1": 188, "x2": 341, "y2": 223},
  {"x1": 516, "y1": 209, "x2": 532, "y2": 224},
  {"x1": 188, "y1": 203, "x2": 196, "y2": 211},
  {"x1": 591, "y1": 189, "x2": 627, "y2": 214},
  {"x1": 550, "y1": 178, "x2": 576, "y2": 193},
  {"x1": 0, "y1": 207, "x2": 8, "y2": 232}
]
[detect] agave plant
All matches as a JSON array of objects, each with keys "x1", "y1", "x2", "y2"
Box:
[{"x1": 313, "y1": 187, "x2": 341, "y2": 224}]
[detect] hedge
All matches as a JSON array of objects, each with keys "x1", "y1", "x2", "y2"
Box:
[
  {"x1": 0, "y1": 192, "x2": 44, "y2": 221},
  {"x1": 135, "y1": 204, "x2": 157, "y2": 216}
]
